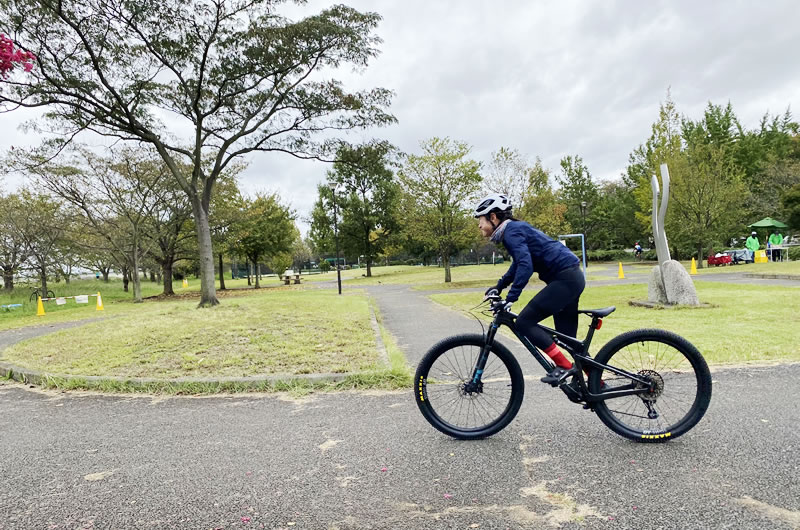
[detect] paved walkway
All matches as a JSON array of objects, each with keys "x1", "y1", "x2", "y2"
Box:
[{"x1": 2, "y1": 279, "x2": 800, "y2": 528}]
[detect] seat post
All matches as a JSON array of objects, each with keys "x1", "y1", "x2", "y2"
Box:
[{"x1": 581, "y1": 316, "x2": 600, "y2": 353}]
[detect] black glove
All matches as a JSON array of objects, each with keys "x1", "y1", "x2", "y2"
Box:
[{"x1": 484, "y1": 286, "x2": 500, "y2": 297}]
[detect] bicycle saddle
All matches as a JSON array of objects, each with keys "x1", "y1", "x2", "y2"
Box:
[{"x1": 577, "y1": 306, "x2": 616, "y2": 318}]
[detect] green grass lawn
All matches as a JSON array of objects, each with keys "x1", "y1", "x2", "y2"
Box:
[
  {"x1": 1, "y1": 290, "x2": 392, "y2": 380},
  {"x1": 0, "y1": 276, "x2": 319, "y2": 330},
  {"x1": 429, "y1": 281, "x2": 800, "y2": 365}
]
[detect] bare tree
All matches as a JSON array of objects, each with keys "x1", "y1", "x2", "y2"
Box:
[{"x1": 1, "y1": 0, "x2": 394, "y2": 306}]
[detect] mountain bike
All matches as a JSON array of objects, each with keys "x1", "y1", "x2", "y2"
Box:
[
  {"x1": 414, "y1": 295, "x2": 712, "y2": 442},
  {"x1": 29, "y1": 286, "x2": 55, "y2": 303}
]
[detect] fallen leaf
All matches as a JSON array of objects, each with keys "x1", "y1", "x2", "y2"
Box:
[
  {"x1": 443, "y1": 494, "x2": 453, "y2": 499},
  {"x1": 241, "y1": 516, "x2": 251, "y2": 523},
  {"x1": 381, "y1": 467, "x2": 387, "y2": 472}
]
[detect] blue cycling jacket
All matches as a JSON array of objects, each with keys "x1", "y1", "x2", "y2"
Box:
[{"x1": 495, "y1": 221, "x2": 579, "y2": 303}]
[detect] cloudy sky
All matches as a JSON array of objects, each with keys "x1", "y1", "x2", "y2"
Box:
[{"x1": 2, "y1": 0, "x2": 798, "y2": 234}]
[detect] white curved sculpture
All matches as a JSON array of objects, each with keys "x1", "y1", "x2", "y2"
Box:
[{"x1": 648, "y1": 164, "x2": 699, "y2": 306}]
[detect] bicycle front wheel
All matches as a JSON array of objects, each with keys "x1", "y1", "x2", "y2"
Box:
[
  {"x1": 589, "y1": 329, "x2": 712, "y2": 442},
  {"x1": 415, "y1": 334, "x2": 524, "y2": 440}
]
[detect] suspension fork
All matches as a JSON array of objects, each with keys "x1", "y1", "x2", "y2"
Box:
[{"x1": 470, "y1": 322, "x2": 500, "y2": 384}]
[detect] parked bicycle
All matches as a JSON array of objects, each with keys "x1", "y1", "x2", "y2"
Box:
[
  {"x1": 29, "y1": 286, "x2": 55, "y2": 303},
  {"x1": 414, "y1": 294, "x2": 712, "y2": 442}
]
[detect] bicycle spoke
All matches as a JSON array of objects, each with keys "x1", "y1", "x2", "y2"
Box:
[
  {"x1": 426, "y1": 346, "x2": 513, "y2": 431},
  {"x1": 599, "y1": 338, "x2": 701, "y2": 435}
]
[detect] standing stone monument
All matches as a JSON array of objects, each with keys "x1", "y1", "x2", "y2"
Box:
[{"x1": 648, "y1": 164, "x2": 700, "y2": 305}]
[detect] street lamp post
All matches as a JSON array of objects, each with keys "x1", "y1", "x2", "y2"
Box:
[
  {"x1": 580, "y1": 201, "x2": 587, "y2": 236},
  {"x1": 329, "y1": 185, "x2": 342, "y2": 295},
  {"x1": 580, "y1": 201, "x2": 588, "y2": 263}
]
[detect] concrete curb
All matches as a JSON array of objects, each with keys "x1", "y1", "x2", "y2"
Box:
[
  {"x1": 0, "y1": 360, "x2": 351, "y2": 389},
  {"x1": 743, "y1": 273, "x2": 800, "y2": 280},
  {"x1": 0, "y1": 301, "x2": 393, "y2": 392}
]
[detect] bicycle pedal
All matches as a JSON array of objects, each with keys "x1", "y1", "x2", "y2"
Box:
[{"x1": 541, "y1": 367, "x2": 573, "y2": 387}]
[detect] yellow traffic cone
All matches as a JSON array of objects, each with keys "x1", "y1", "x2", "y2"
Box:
[
  {"x1": 690, "y1": 258, "x2": 698, "y2": 275},
  {"x1": 618, "y1": 262, "x2": 625, "y2": 279},
  {"x1": 96, "y1": 292, "x2": 104, "y2": 311},
  {"x1": 36, "y1": 296, "x2": 45, "y2": 316},
  {"x1": 182, "y1": 278, "x2": 188, "y2": 288}
]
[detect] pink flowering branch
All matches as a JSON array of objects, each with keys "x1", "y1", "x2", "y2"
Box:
[{"x1": 0, "y1": 34, "x2": 35, "y2": 78}]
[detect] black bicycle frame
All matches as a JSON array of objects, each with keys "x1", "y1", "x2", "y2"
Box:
[{"x1": 470, "y1": 310, "x2": 654, "y2": 403}]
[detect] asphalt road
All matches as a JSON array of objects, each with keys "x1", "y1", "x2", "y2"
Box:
[{"x1": 1, "y1": 282, "x2": 799, "y2": 529}]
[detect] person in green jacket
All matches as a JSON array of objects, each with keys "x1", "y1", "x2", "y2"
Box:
[
  {"x1": 768, "y1": 231, "x2": 783, "y2": 261},
  {"x1": 745, "y1": 231, "x2": 760, "y2": 262}
]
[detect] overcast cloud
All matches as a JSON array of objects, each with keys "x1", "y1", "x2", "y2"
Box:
[{"x1": 1, "y1": 0, "x2": 798, "y2": 234}]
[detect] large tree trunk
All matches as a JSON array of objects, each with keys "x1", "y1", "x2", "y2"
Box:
[
  {"x1": 102, "y1": 268, "x2": 110, "y2": 282},
  {"x1": 122, "y1": 266, "x2": 129, "y2": 292},
  {"x1": 218, "y1": 252, "x2": 226, "y2": 290},
  {"x1": 2, "y1": 270, "x2": 14, "y2": 292},
  {"x1": 190, "y1": 199, "x2": 219, "y2": 307},
  {"x1": 150, "y1": 270, "x2": 156, "y2": 282},
  {"x1": 39, "y1": 267, "x2": 48, "y2": 297},
  {"x1": 697, "y1": 243, "x2": 705, "y2": 269},
  {"x1": 443, "y1": 254, "x2": 451, "y2": 283},
  {"x1": 162, "y1": 262, "x2": 175, "y2": 296}
]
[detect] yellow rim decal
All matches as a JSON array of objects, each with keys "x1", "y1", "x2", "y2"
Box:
[{"x1": 641, "y1": 432, "x2": 671, "y2": 439}]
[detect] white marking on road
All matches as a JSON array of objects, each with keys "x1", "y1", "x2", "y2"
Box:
[
  {"x1": 737, "y1": 496, "x2": 800, "y2": 527},
  {"x1": 84, "y1": 470, "x2": 114, "y2": 481},
  {"x1": 319, "y1": 439, "x2": 343, "y2": 453}
]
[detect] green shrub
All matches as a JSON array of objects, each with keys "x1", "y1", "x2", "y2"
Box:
[
  {"x1": 319, "y1": 261, "x2": 331, "y2": 272},
  {"x1": 789, "y1": 246, "x2": 800, "y2": 261}
]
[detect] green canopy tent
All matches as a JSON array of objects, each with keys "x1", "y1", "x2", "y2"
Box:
[{"x1": 748, "y1": 217, "x2": 788, "y2": 229}]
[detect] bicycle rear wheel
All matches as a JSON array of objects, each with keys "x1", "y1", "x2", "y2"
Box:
[
  {"x1": 415, "y1": 334, "x2": 524, "y2": 440},
  {"x1": 589, "y1": 329, "x2": 712, "y2": 442}
]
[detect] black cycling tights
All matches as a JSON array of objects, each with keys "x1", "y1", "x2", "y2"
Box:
[{"x1": 515, "y1": 265, "x2": 586, "y2": 350}]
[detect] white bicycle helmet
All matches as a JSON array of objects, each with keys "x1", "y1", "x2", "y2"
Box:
[{"x1": 473, "y1": 193, "x2": 512, "y2": 218}]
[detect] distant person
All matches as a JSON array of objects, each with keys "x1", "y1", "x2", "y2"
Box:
[
  {"x1": 745, "y1": 231, "x2": 760, "y2": 262},
  {"x1": 633, "y1": 241, "x2": 643, "y2": 260},
  {"x1": 768, "y1": 230, "x2": 783, "y2": 261}
]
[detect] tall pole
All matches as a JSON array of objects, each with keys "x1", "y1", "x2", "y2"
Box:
[
  {"x1": 331, "y1": 187, "x2": 342, "y2": 295},
  {"x1": 580, "y1": 201, "x2": 587, "y2": 237}
]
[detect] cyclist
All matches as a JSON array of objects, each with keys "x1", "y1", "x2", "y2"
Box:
[
  {"x1": 633, "y1": 241, "x2": 643, "y2": 260},
  {"x1": 475, "y1": 193, "x2": 585, "y2": 383}
]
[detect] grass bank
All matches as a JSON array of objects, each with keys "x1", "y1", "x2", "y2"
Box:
[
  {"x1": 429, "y1": 281, "x2": 800, "y2": 365},
  {"x1": 0, "y1": 277, "x2": 315, "y2": 330},
  {"x1": 1, "y1": 290, "x2": 400, "y2": 382}
]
